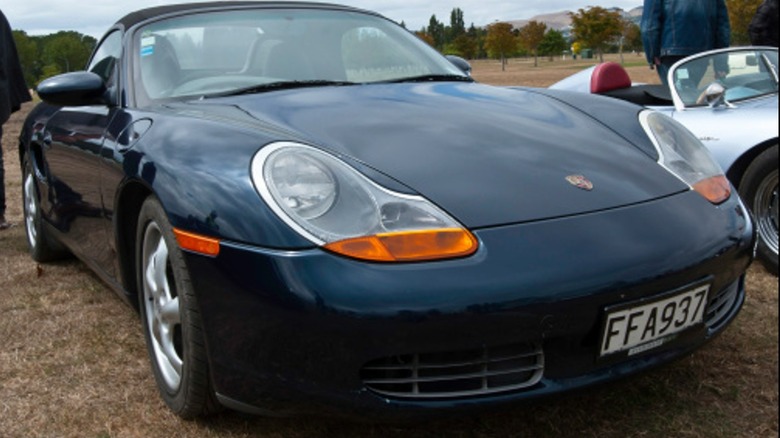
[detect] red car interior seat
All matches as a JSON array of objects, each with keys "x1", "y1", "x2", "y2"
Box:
[{"x1": 590, "y1": 62, "x2": 632, "y2": 93}]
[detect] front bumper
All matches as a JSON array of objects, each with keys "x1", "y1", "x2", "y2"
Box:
[{"x1": 183, "y1": 191, "x2": 754, "y2": 418}]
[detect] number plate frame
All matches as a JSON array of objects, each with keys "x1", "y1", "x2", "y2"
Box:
[{"x1": 599, "y1": 283, "x2": 710, "y2": 358}]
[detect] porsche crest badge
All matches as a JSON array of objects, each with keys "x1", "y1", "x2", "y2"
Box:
[{"x1": 566, "y1": 174, "x2": 594, "y2": 191}]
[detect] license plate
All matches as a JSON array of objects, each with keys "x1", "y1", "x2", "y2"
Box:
[{"x1": 600, "y1": 284, "x2": 710, "y2": 357}]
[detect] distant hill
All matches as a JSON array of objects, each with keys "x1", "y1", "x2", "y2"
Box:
[
  {"x1": 505, "y1": 11, "x2": 572, "y2": 31},
  {"x1": 626, "y1": 6, "x2": 644, "y2": 21},
  {"x1": 502, "y1": 5, "x2": 643, "y2": 32}
]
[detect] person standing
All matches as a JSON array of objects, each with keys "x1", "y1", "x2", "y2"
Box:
[
  {"x1": 749, "y1": 0, "x2": 779, "y2": 47},
  {"x1": 0, "y1": 9, "x2": 32, "y2": 230},
  {"x1": 641, "y1": 0, "x2": 731, "y2": 85}
]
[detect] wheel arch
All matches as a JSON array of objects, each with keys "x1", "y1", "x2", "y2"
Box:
[
  {"x1": 114, "y1": 180, "x2": 154, "y2": 312},
  {"x1": 726, "y1": 138, "x2": 779, "y2": 189}
]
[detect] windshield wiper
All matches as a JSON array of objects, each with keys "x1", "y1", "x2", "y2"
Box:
[
  {"x1": 205, "y1": 80, "x2": 356, "y2": 98},
  {"x1": 381, "y1": 74, "x2": 474, "y2": 84}
]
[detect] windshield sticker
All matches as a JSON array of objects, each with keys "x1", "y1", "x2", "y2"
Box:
[
  {"x1": 677, "y1": 68, "x2": 689, "y2": 80},
  {"x1": 141, "y1": 36, "x2": 155, "y2": 57}
]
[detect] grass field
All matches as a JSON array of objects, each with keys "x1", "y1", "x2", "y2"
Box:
[{"x1": 0, "y1": 55, "x2": 777, "y2": 438}]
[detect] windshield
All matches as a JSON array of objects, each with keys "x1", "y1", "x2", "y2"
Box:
[
  {"x1": 133, "y1": 8, "x2": 465, "y2": 102},
  {"x1": 671, "y1": 48, "x2": 779, "y2": 107}
]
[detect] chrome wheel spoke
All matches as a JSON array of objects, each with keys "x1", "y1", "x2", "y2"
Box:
[
  {"x1": 147, "y1": 238, "x2": 170, "y2": 297},
  {"x1": 159, "y1": 296, "x2": 182, "y2": 372},
  {"x1": 160, "y1": 296, "x2": 181, "y2": 325},
  {"x1": 152, "y1": 314, "x2": 183, "y2": 379},
  {"x1": 24, "y1": 173, "x2": 38, "y2": 246},
  {"x1": 144, "y1": 255, "x2": 158, "y2": 295},
  {"x1": 142, "y1": 221, "x2": 183, "y2": 391}
]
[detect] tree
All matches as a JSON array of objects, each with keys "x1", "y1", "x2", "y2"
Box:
[
  {"x1": 615, "y1": 18, "x2": 633, "y2": 64},
  {"x1": 40, "y1": 63, "x2": 63, "y2": 81},
  {"x1": 451, "y1": 34, "x2": 479, "y2": 59},
  {"x1": 569, "y1": 7, "x2": 623, "y2": 62},
  {"x1": 726, "y1": 0, "x2": 763, "y2": 45},
  {"x1": 538, "y1": 29, "x2": 568, "y2": 62},
  {"x1": 449, "y1": 8, "x2": 466, "y2": 41},
  {"x1": 467, "y1": 23, "x2": 487, "y2": 59},
  {"x1": 623, "y1": 21, "x2": 643, "y2": 54},
  {"x1": 518, "y1": 21, "x2": 547, "y2": 67},
  {"x1": 10, "y1": 29, "x2": 96, "y2": 86},
  {"x1": 40, "y1": 31, "x2": 95, "y2": 76},
  {"x1": 12, "y1": 30, "x2": 38, "y2": 87},
  {"x1": 427, "y1": 14, "x2": 446, "y2": 50},
  {"x1": 415, "y1": 31, "x2": 436, "y2": 47},
  {"x1": 484, "y1": 22, "x2": 516, "y2": 71}
]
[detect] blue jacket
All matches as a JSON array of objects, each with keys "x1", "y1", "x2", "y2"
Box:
[{"x1": 641, "y1": 0, "x2": 731, "y2": 64}]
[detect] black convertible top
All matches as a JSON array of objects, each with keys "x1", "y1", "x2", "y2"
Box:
[{"x1": 115, "y1": 1, "x2": 371, "y2": 30}]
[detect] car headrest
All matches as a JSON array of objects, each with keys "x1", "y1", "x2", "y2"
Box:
[
  {"x1": 140, "y1": 35, "x2": 181, "y2": 98},
  {"x1": 263, "y1": 40, "x2": 314, "y2": 81},
  {"x1": 590, "y1": 62, "x2": 632, "y2": 94}
]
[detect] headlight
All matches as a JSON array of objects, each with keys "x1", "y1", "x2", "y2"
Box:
[
  {"x1": 639, "y1": 110, "x2": 730, "y2": 204},
  {"x1": 252, "y1": 142, "x2": 478, "y2": 262},
  {"x1": 266, "y1": 151, "x2": 337, "y2": 220}
]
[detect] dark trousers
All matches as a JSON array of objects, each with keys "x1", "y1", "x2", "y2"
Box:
[
  {"x1": 656, "y1": 56, "x2": 686, "y2": 86},
  {"x1": 657, "y1": 55, "x2": 709, "y2": 87},
  {"x1": 0, "y1": 125, "x2": 5, "y2": 217}
]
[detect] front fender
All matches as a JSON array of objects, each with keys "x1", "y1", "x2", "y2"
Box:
[
  {"x1": 669, "y1": 101, "x2": 779, "y2": 179},
  {"x1": 126, "y1": 112, "x2": 313, "y2": 249}
]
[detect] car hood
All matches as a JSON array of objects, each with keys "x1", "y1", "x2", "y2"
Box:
[{"x1": 170, "y1": 83, "x2": 686, "y2": 228}]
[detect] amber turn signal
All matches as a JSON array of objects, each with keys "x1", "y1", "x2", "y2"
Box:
[
  {"x1": 693, "y1": 175, "x2": 731, "y2": 204},
  {"x1": 174, "y1": 228, "x2": 221, "y2": 256},
  {"x1": 324, "y1": 228, "x2": 478, "y2": 262}
]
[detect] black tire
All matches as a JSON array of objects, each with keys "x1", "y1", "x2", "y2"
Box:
[
  {"x1": 136, "y1": 196, "x2": 221, "y2": 418},
  {"x1": 22, "y1": 156, "x2": 67, "y2": 262},
  {"x1": 739, "y1": 145, "x2": 778, "y2": 274}
]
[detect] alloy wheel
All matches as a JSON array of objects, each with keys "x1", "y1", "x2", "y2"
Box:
[{"x1": 141, "y1": 221, "x2": 183, "y2": 392}]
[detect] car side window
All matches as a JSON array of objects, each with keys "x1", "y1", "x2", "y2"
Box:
[{"x1": 88, "y1": 30, "x2": 122, "y2": 86}]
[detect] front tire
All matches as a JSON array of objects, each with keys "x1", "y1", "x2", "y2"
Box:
[
  {"x1": 739, "y1": 145, "x2": 778, "y2": 274},
  {"x1": 22, "y1": 156, "x2": 67, "y2": 262},
  {"x1": 136, "y1": 196, "x2": 220, "y2": 418}
]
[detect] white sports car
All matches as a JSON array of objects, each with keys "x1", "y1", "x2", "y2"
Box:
[{"x1": 551, "y1": 47, "x2": 778, "y2": 274}]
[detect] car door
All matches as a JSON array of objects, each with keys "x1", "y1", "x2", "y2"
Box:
[{"x1": 43, "y1": 30, "x2": 123, "y2": 278}]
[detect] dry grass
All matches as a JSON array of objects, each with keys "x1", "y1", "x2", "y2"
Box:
[
  {"x1": 0, "y1": 55, "x2": 777, "y2": 437},
  {"x1": 469, "y1": 52, "x2": 660, "y2": 86}
]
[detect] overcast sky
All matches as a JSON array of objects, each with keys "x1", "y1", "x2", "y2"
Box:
[{"x1": 3, "y1": 1, "x2": 641, "y2": 38}]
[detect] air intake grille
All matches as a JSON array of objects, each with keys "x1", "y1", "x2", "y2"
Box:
[
  {"x1": 705, "y1": 280, "x2": 740, "y2": 331},
  {"x1": 361, "y1": 342, "x2": 544, "y2": 399}
]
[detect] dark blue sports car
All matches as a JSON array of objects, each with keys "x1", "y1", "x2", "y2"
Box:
[{"x1": 20, "y1": 1, "x2": 755, "y2": 419}]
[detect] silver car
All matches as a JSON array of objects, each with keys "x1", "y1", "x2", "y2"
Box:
[{"x1": 551, "y1": 47, "x2": 778, "y2": 274}]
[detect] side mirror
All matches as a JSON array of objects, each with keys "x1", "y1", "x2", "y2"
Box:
[
  {"x1": 445, "y1": 55, "x2": 472, "y2": 76},
  {"x1": 36, "y1": 72, "x2": 107, "y2": 106},
  {"x1": 697, "y1": 81, "x2": 727, "y2": 108}
]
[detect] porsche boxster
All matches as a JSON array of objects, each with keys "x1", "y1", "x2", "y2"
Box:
[{"x1": 20, "y1": 2, "x2": 755, "y2": 419}]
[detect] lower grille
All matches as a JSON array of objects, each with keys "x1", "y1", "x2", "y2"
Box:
[
  {"x1": 704, "y1": 280, "x2": 740, "y2": 331},
  {"x1": 361, "y1": 342, "x2": 544, "y2": 399}
]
